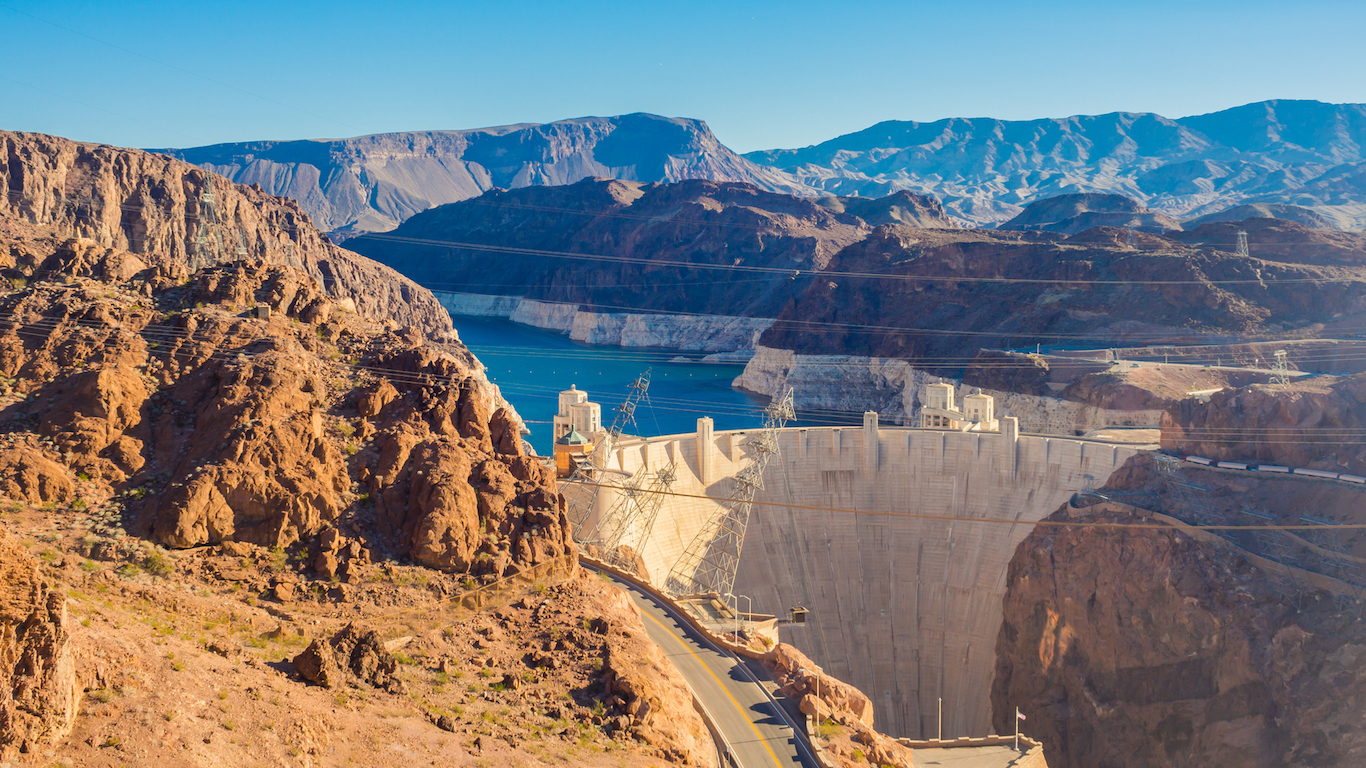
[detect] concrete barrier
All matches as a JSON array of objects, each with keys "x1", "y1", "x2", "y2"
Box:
[{"x1": 901, "y1": 735, "x2": 1048, "y2": 767}]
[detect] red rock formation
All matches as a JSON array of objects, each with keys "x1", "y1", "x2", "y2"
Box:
[
  {"x1": 0, "y1": 131, "x2": 450, "y2": 335},
  {"x1": 1162, "y1": 373, "x2": 1366, "y2": 474},
  {"x1": 0, "y1": 529, "x2": 78, "y2": 758},
  {"x1": 0, "y1": 162, "x2": 570, "y2": 577},
  {"x1": 598, "y1": 585, "x2": 718, "y2": 766},
  {"x1": 765, "y1": 643, "x2": 915, "y2": 768},
  {"x1": 994, "y1": 504, "x2": 1366, "y2": 768}
]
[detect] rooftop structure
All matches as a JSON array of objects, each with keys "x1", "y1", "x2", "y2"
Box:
[
  {"x1": 919, "y1": 382, "x2": 1000, "y2": 432},
  {"x1": 553, "y1": 385, "x2": 604, "y2": 477}
]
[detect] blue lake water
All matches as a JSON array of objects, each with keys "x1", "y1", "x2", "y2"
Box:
[{"x1": 450, "y1": 315, "x2": 855, "y2": 456}]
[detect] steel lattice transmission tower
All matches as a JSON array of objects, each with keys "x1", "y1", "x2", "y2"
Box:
[
  {"x1": 1236, "y1": 230, "x2": 1249, "y2": 259},
  {"x1": 666, "y1": 388, "x2": 795, "y2": 598},
  {"x1": 584, "y1": 460, "x2": 679, "y2": 575},
  {"x1": 1153, "y1": 454, "x2": 1224, "y2": 527},
  {"x1": 1269, "y1": 350, "x2": 1291, "y2": 387},
  {"x1": 190, "y1": 182, "x2": 223, "y2": 271},
  {"x1": 565, "y1": 369, "x2": 652, "y2": 542}
]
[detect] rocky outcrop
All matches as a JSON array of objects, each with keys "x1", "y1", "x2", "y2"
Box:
[
  {"x1": 598, "y1": 586, "x2": 717, "y2": 766},
  {"x1": 159, "y1": 114, "x2": 814, "y2": 238},
  {"x1": 0, "y1": 130, "x2": 451, "y2": 335},
  {"x1": 999, "y1": 193, "x2": 1182, "y2": 234},
  {"x1": 0, "y1": 530, "x2": 78, "y2": 758},
  {"x1": 994, "y1": 503, "x2": 1366, "y2": 768},
  {"x1": 0, "y1": 448, "x2": 74, "y2": 504},
  {"x1": 765, "y1": 643, "x2": 915, "y2": 768},
  {"x1": 0, "y1": 158, "x2": 568, "y2": 577},
  {"x1": 293, "y1": 624, "x2": 403, "y2": 694},
  {"x1": 1162, "y1": 373, "x2": 1366, "y2": 474}
]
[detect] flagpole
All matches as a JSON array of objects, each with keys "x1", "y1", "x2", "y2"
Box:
[{"x1": 1015, "y1": 707, "x2": 1019, "y2": 751}]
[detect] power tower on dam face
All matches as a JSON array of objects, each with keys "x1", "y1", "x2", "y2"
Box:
[
  {"x1": 666, "y1": 388, "x2": 795, "y2": 598},
  {"x1": 584, "y1": 460, "x2": 679, "y2": 576},
  {"x1": 565, "y1": 370, "x2": 652, "y2": 543}
]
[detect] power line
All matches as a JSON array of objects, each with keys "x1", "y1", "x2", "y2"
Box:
[
  {"x1": 565, "y1": 480, "x2": 1366, "y2": 532},
  {"x1": 362, "y1": 231, "x2": 1363, "y2": 287}
]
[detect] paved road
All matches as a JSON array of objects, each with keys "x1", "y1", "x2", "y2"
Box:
[{"x1": 586, "y1": 565, "x2": 817, "y2": 768}]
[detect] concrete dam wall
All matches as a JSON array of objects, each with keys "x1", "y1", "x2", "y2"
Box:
[{"x1": 589, "y1": 416, "x2": 1143, "y2": 739}]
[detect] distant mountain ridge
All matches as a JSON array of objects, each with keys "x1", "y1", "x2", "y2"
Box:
[
  {"x1": 156, "y1": 114, "x2": 809, "y2": 239},
  {"x1": 744, "y1": 100, "x2": 1366, "y2": 230},
  {"x1": 158, "y1": 101, "x2": 1366, "y2": 238}
]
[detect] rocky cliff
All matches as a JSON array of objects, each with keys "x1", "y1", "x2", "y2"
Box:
[
  {"x1": 994, "y1": 499, "x2": 1366, "y2": 768},
  {"x1": 347, "y1": 178, "x2": 950, "y2": 320},
  {"x1": 745, "y1": 99, "x2": 1366, "y2": 229},
  {"x1": 1162, "y1": 372, "x2": 1366, "y2": 475},
  {"x1": 758, "y1": 221, "x2": 1366, "y2": 366},
  {"x1": 0, "y1": 528, "x2": 78, "y2": 759},
  {"x1": 1, "y1": 131, "x2": 450, "y2": 335},
  {"x1": 157, "y1": 113, "x2": 813, "y2": 238},
  {"x1": 0, "y1": 223, "x2": 570, "y2": 574}
]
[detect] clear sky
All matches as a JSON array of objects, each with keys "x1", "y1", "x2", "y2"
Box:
[{"x1": 2, "y1": 0, "x2": 1364, "y2": 153}]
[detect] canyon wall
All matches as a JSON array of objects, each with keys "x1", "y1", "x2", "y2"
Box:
[
  {"x1": 995, "y1": 500, "x2": 1366, "y2": 768},
  {"x1": 735, "y1": 346, "x2": 1164, "y2": 433},
  {"x1": 0, "y1": 131, "x2": 451, "y2": 336},
  {"x1": 435, "y1": 291, "x2": 774, "y2": 353},
  {"x1": 1162, "y1": 373, "x2": 1366, "y2": 475}
]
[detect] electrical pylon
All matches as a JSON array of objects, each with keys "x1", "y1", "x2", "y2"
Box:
[
  {"x1": 1236, "y1": 230, "x2": 1249, "y2": 259},
  {"x1": 583, "y1": 460, "x2": 679, "y2": 576},
  {"x1": 190, "y1": 182, "x2": 223, "y2": 270},
  {"x1": 1270, "y1": 350, "x2": 1291, "y2": 387},
  {"x1": 565, "y1": 369, "x2": 652, "y2": 542},
  {"x1": 666, "y1": 388, "x2": 795, "y2": 598},
  {"x1": 1154, "y1": 454, "x2": 1223, "y2": 527}
]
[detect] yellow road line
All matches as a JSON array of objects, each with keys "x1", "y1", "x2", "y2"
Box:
[{"x1": 640, "y1": 604, "x2": 785, "y2": 768}]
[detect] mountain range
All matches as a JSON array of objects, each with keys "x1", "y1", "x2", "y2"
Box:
[
  {"x1": 156, "y1": 114, "x2": 804, "y2": 239},
  {"x1": 157, "y1": 100, "x2": 1366, "y2": 237},
  {"x1": 745, "y1": 100, "x2": 1366, "y2": 229}
]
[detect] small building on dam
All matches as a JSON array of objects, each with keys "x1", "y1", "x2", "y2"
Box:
[{"x1": 561, "y1": 384, "x2": 1148, "y2": 739}]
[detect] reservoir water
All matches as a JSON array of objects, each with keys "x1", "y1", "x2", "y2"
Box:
[{"x1": 450, "y1": 315, "x2": 853, "y2": 456}]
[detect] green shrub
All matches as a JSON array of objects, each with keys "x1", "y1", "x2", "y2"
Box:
[{"x1": 142, "y1": 551, "x2": 171, "y2": 578}]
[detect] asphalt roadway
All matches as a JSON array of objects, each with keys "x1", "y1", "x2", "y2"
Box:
[{"x1": 584, "y1": 564, "x2": 818, "y2": 768}]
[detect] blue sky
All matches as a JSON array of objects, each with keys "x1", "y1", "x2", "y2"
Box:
[{"x1": 2, "y1": 0, "x2": 1364, "y2": 152}]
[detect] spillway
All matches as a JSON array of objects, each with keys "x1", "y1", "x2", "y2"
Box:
[{"x1": 585, "y1": 413, "x2": 1142, "y2": 738}]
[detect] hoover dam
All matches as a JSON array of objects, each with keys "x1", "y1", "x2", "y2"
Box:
[{"x1": 573, "y1": 402, "x2": 1147, "y2": 739}]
